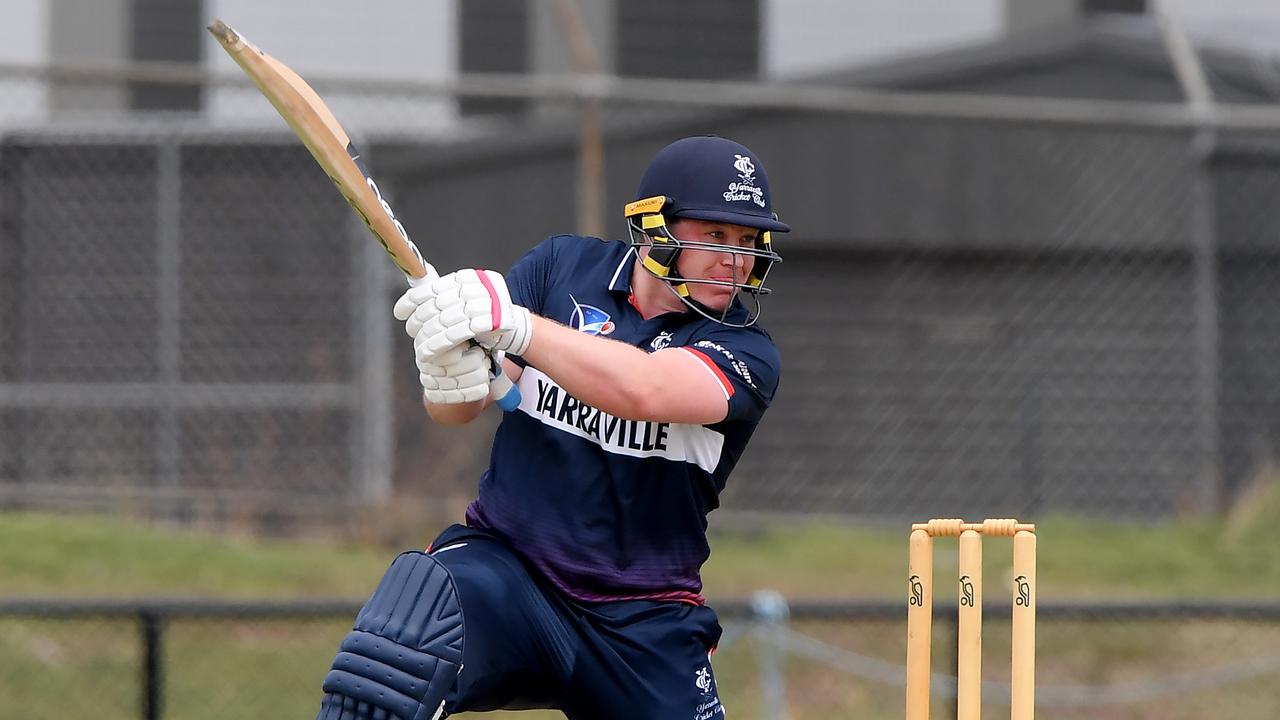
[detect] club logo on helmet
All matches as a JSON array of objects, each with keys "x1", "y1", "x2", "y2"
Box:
[
  {"x1": 568, "y1": 295, "x2": 615, "y2": 336},
  {"x1": 725, "y1": 154, "x2": 766, "y2": 208}
]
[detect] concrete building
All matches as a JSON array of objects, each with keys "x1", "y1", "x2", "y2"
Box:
[{"x1": 4, "y1": 1, "x2": 1280, "y2": 523}]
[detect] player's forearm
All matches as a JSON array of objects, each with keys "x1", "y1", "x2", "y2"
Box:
[
  {"x1": 520, "y1": 316, "x2": 661, "y2": 419},
  {"x1": 424, "y1": 395, "x2": 487, "y2": 425}
]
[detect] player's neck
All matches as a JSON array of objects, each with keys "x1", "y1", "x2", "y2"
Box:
[{"x1": 629, "y1": 264, "x2": 686, "y2": 320}]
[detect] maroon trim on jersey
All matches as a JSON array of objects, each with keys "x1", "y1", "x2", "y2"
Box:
[
  {"x1": 580, "y1": 588, "x2": 706, "y2": 606},
  {"x1": 682, "y1": 348, "x2": 736, "y2": 399}
]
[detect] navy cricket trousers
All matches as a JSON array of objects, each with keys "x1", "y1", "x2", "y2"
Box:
[{"x1": 427, "y1": 524, "x2": 727, "y2": 720}]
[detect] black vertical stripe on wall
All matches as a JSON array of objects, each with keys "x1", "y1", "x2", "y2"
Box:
[
  {"x1": 616, "y1": 0, "x2": 759, "y2": 80},
  {"x1": 459, "y1": 0, "x2": 530, "y2": 118},
  {"x1": 0, "y1": 143, "x2": 21, "y2": 385},
  {"x1": 129, "y1": 0, "x2": 203, "y2": 111},
  {"x1": 1083, "y1": 0, "x2": 1147, "y2": 14}
]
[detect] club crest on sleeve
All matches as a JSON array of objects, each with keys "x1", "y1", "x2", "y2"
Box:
[{"x1": 569, "y1": 294, "x2": 615, "y2": 336}]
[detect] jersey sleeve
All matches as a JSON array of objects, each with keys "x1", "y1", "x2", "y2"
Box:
[
  {"x1": 679, "y1": 326, "x2": 781, "y2": 423},
  {"x1": 503, "y1": 236, "x2": 562, "y2": 366},
  {"x1": 505, "y1": 235, "x2": 566, "y2": 314}
]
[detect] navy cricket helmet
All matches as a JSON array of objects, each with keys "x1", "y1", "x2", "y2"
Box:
[{"x1": 623, "y1": 136, "x2": 788, "y2": 327}]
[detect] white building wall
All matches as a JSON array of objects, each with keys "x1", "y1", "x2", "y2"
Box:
[
  {"x1": 4, "y1": 1, "x2": 1280, "y2": 133},
  {"x1": 0, "y1": 0, "x2": 49, "y2": 128},
  {"x1": 763, "y1": 0, "x2": 1003, "y2": 79},
  {"x1": 204, "y1": 0, "x2": 457, "y2": 138},
  {"x1": 0, "y1": 0, "x2": 48, "y2": 64},
  {"x1": 763, "y1": 0, "x2": 1280, "y2": 80},
  {"x1": 1164, "y1": 0, "x2": 1280, "y2": 54}
]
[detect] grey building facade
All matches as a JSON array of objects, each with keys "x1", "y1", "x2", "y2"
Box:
[{"x1": 3, "y1": 10, "x2": 1278, "y2": 524}]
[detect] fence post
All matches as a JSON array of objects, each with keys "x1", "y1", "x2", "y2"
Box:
[
  {"x1": 751, "y1": 589, "x2": 790, "y2": 720},
  {"x1": 140, "y1": 610, "x2": 164, "y2": 720},
  {"x1": 154, "y1": 138, "x2": 183, "y2": 509}
]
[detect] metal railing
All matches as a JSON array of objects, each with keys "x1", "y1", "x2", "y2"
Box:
[{"x1": 4, "y1": 596, "x2": 1279, "y2": 719}]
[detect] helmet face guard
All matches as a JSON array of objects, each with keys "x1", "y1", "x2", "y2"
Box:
[{"x1": 624, "y1": 195, "x2": 782, "y2": 328}]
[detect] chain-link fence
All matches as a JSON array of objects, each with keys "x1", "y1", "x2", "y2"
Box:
[
  {"x1": 4, "y1": 597, "x2": 1279, "y2": 720},
  {"x1": 4, "y1": 61, "x2": 1280, "y2": 526},
  {"x1": 0, "y1": 65, "x2": 414, "y2": 527},
  {"x1": 0, "y1": 63, "x2": 1274, "y2": 520},
  {"x1": 0, "y1": 129, "x2": 380, "y2": 524},
  {"x1": 2, "y1": 20, "x2": 1280, "y2": 719}
]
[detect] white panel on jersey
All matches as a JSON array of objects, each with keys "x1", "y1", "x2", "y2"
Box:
[{"x1": 517, "y1": 367, "x2": 726, "y2": 474}]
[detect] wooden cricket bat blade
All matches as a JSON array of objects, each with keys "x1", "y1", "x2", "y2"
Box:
[
  {"x1": 207, "y1": 19, "x2": 237, "y2": 45},
  {"x1": 205, "y1": 18, "x2": 520, "y2": 412}
]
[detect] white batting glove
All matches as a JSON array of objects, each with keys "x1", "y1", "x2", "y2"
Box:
[
  {"x1": 393, "y1": 283, "x2": 439, "y2": 342},
  {"x1": 410, "y1": 270, "x2": 533, "y2": 357},
  {"x1": 395, "y1": 281, "x2": 492, "y2": 402},
  {"x1": 394, "y1": 282, "x2": 470, "y2": 366},
  {"x1": 417, "y1": 344, "x2": 497, "y2": 404}
]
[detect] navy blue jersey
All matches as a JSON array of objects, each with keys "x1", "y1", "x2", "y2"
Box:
[{"x1": 465, "y1": 235, "x2": 781, "y2": 604}]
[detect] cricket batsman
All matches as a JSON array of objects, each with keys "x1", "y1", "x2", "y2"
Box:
[{"x1": 316, "y1": 136, "x2": 789, "y2": 719}]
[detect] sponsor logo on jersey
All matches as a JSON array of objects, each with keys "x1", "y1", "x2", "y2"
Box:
[
  {"x1": 692, "y1": 340, "x2": 757, "y2": 390},
  {"x1": 515, "y1": 368, "x2": 725, "y2": 473},
  {"x1": 650, "y1": 331, "x2": 674, "y2": 351},
  {"x1": 569, "y1": 294, "x2": 615, "y2": 336},
  {"x1": 534, "y1": 379, "x2": 671, "y2": 452}
]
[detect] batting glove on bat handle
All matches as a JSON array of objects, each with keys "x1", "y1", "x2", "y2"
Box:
[
  {"x1": 408, "y1": 270, "x2": 534, "y2": 358},
  {"x1": 397, "y1": 278, "x2": 521, "y2": 411}
]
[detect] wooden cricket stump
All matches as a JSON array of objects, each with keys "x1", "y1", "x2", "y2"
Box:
[{"x1": 906, "y1": 519, "x2": 1036, "y2": 720}]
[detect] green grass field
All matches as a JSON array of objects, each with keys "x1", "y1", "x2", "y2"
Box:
[
  {"x1": 3, "y1": 507, "x2": 1280, "y2": 719},
  {"x1": 4, "y1": 510, "x2": 1280, "y2": 600}
]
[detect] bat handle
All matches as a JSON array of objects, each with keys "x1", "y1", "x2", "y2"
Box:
[{"x1": 488, "y1": 357, "x2": 521, "y2": 412}]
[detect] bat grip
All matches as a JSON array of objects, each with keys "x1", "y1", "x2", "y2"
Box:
[{"x1": 488, "y1": 355, "x2": 521, "y2": 412}]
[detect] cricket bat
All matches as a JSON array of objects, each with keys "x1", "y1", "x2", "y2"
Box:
[{"x1": 206, "y1": 19, "x2": 519, "y2": 410}]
